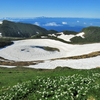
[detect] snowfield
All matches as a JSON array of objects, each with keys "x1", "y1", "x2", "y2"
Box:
[
  {"x1": 57, "y1": 32, "x2": 85, "y2": 42},
  {"x1": 0, "y1": 39, "x2": 100, "y2": 69},
  {"x1": 29, "y1": 56, "x2": 100, "y2": 69},
  {"x1": 0, "y1": 21, "x2": 2, "y2": 24}
]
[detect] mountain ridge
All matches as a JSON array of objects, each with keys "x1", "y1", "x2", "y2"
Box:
[
  {"x1": 0, "y1": 20, "x2": 49, "y2": 37},
  {"x1": 0, "y1": 20, "x2": 100, "y2": 44}
]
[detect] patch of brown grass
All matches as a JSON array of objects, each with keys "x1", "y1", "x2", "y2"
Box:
[
  {"x1": 87, "y1": 96, "x2": 96, "y2": 100},
  {"x1": 51, "y1": 51, "x2": 100, "y2": 60}
]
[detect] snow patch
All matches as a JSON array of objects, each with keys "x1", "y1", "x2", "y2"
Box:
[
  {"x1": 76, "y1": 32, "x2": 85, "y2": 38},
  {"x1": 0, "y1": 39, "x2": 100, "y2": 62},
  {"x1": 57, "y1": 32, "x2": 75, "y2": 42},
  {"x1": 57, "y1": 32, "x2": 85, "y2": 42},
  {"x1": 0, "y1": 33, "x2": 2, "y2": 37},
  {"x1": 0, "y1": 65, "x2": 16, "y2": 68},
  {"x1": 29, "y1": 56, "x2": 100, "y2": 69},
  {"x1": 36, "y1": 31, "x2": 39, "y2": 34},
  {"x1": 0, "y1": 21, "x2": 2, "y2": 24},
  {"x1": 48, "y1": 34, "x2": 56, "y2": 37}
]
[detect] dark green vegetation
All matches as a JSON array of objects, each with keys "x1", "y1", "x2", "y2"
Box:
[
  {"x1": 0, "y1": 20, "x2": 49, "y2": 38},
  {"x1": 46, "y1": 26, "x2": 100, "y2": 44},
  {"x1": 0, "y1": 67, "x2": 100, "y2": 100},
  {"x1": 43, "y1": 46, "x2": 60, "y2": 52},
  {"x1": 63, "y1": 30, "x2": 77, "y2": 35},
  {"x1": 0, "y1": 37, "x2": 25, "y2": 48},
  {"x1": 71, "y1": 26, "x2": 100, "y2": 44},
  {"x1": 48, "y1": 36, "x2": 70, "y2": 43},
  {"x1": 31, "y1": 46, "x2": 60, "y2": 52},
  {"x1": 0, "y1": 38, "x2": 13, "y2": 48},
  {"x1": 51, "y1": 51, "x2": 100, "y2": 61},
  {"x1": 48, "y1": 30, "x2": 58, "y2": 34}
]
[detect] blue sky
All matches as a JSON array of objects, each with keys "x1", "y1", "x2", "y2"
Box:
[{"x1": 0, "y1": 0, "x2": 100, "y2": 18}]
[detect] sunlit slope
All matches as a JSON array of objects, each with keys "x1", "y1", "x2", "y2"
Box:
[{"x1": 0, "y1": 39, "x2": 100, "y2": 61}]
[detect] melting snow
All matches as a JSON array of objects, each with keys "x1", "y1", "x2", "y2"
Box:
[
  {"x1": 0, "y1": 33, "x2": 2, "y2": 37},
  {"x1": 57, "y1": 32, "x2": 85, "y2": 42},
  {"x1": 0, "y1": 21, "x2": 2, "y2": 24},
  {"x1": 58, "y1": 34, "x2": 75, "y2": 42},
  {"x1": 0, "y1": 39, "x2": 100, "y2": 69},
  {"x1": 0, "y1": 39, "x2": 100, "y2": 61},
  {"x1": 76, "y1": 32, "x2": 85, "y2": 38},
  {"x1": 29, "y1": 56, "x2": 100, "y2": 69}
]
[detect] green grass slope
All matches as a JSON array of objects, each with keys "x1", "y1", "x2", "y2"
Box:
[
  {"x1": 71, "y1": 26, "x2": 100, "y2": 44},
  {"x1": 0, "y1": 20, "x2": 49, "y2": 38},
  {"x1": 63, "y1": 30, "x2": 77, "y2": 35},
  {"x1": 0, "y1": 67, "x2": 100, "y2": 100}
]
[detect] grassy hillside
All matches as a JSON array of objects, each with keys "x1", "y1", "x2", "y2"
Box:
[
  {"x1": 48, "y1": 30, "x2": 58, "y2": 34},
  {"x1": 71, "y1": 26, "x2": 100, "y2": 44},
  {"x1": 83, "y1": 26, "x2": 100, "y2": 42},
  {"x1": 0, "y1": 20, "x2": 49, "y2": 38},
  {"x1": 0, "y1": 67, "x2": 100, "y2": 100},
  {"x1": 63, "y1": 30, "x2": 77, "y2": 35}
]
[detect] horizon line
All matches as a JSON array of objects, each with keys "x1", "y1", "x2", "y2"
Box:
[{"x1": 0, "y1": 16, "x2": 100, "y2": 19}]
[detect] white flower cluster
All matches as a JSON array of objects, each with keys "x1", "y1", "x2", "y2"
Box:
[
  {"x1": 0, "y1": 80, "x2": 35, "y2": 100},
  {"x1": 0, "y1": 73, "x2": 100, "y2": 100}
]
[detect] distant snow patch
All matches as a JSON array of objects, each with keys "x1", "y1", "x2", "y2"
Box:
[
  {"x1": 76, "y1": 32, "x2": 85, "y2": 38},
  {"x1": 57, "y1": 32, "x2": 75, "y2": 42},
  {"x1": 36, "y1": 31, "x2": 39, "y2": 34},
  {"x1": 48, "y1": 34, "x2": 56, "y2": 37},
  {"x1": 57, "y1": 32, "x2": 85, "y2": 42},
  {"x1": 0, "y1": 21, "x2": 2, "y2": 24},
  {"x1": 0, "y1": 33, "x2": 2, "y2": 37}
]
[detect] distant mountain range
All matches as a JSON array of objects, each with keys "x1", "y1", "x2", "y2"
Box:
[{"x1": 0, "y1": 17, "x2": 100, "y2": 32}]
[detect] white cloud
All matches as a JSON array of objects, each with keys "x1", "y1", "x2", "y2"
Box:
[
  {"x1": 77, "y1": 20, "x2": 79, "y2": 23},
  {"x1": 62, "y1": 22, "x2": 67, "y2": 25},
  {"x1": 34, "y1": 22, "x2": 40, "y2": 26},
  {"x1": 84, "y1": 22, "x2": 86, "y2": 24},
  {"x1": 44, "y1": 22, "x2": 61, "y2": 26}
]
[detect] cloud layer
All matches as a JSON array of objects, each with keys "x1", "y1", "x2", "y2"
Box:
[{"x1": 44, "y1": 22, "x2": 61, "y2": 26}]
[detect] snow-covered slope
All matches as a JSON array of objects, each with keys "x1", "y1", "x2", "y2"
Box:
[
  {"x1": 0, "y1": 39, "x2": 100, "y2": 61},
  {"x1": 57, "y1": 32, "x2": 85, "y2": 42},
  {"x1": 76, "y1": 32, "x2": 85, "y2": 38},
  {"x1": 0, "y1": 39, "x2": 100, "y2": 69},
  {"x1": 57, "y1": 32, "x2": 75, "y2": 42},
  {"x1": 29, "y1": 56, "x2": 100, "y2": 69}
]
